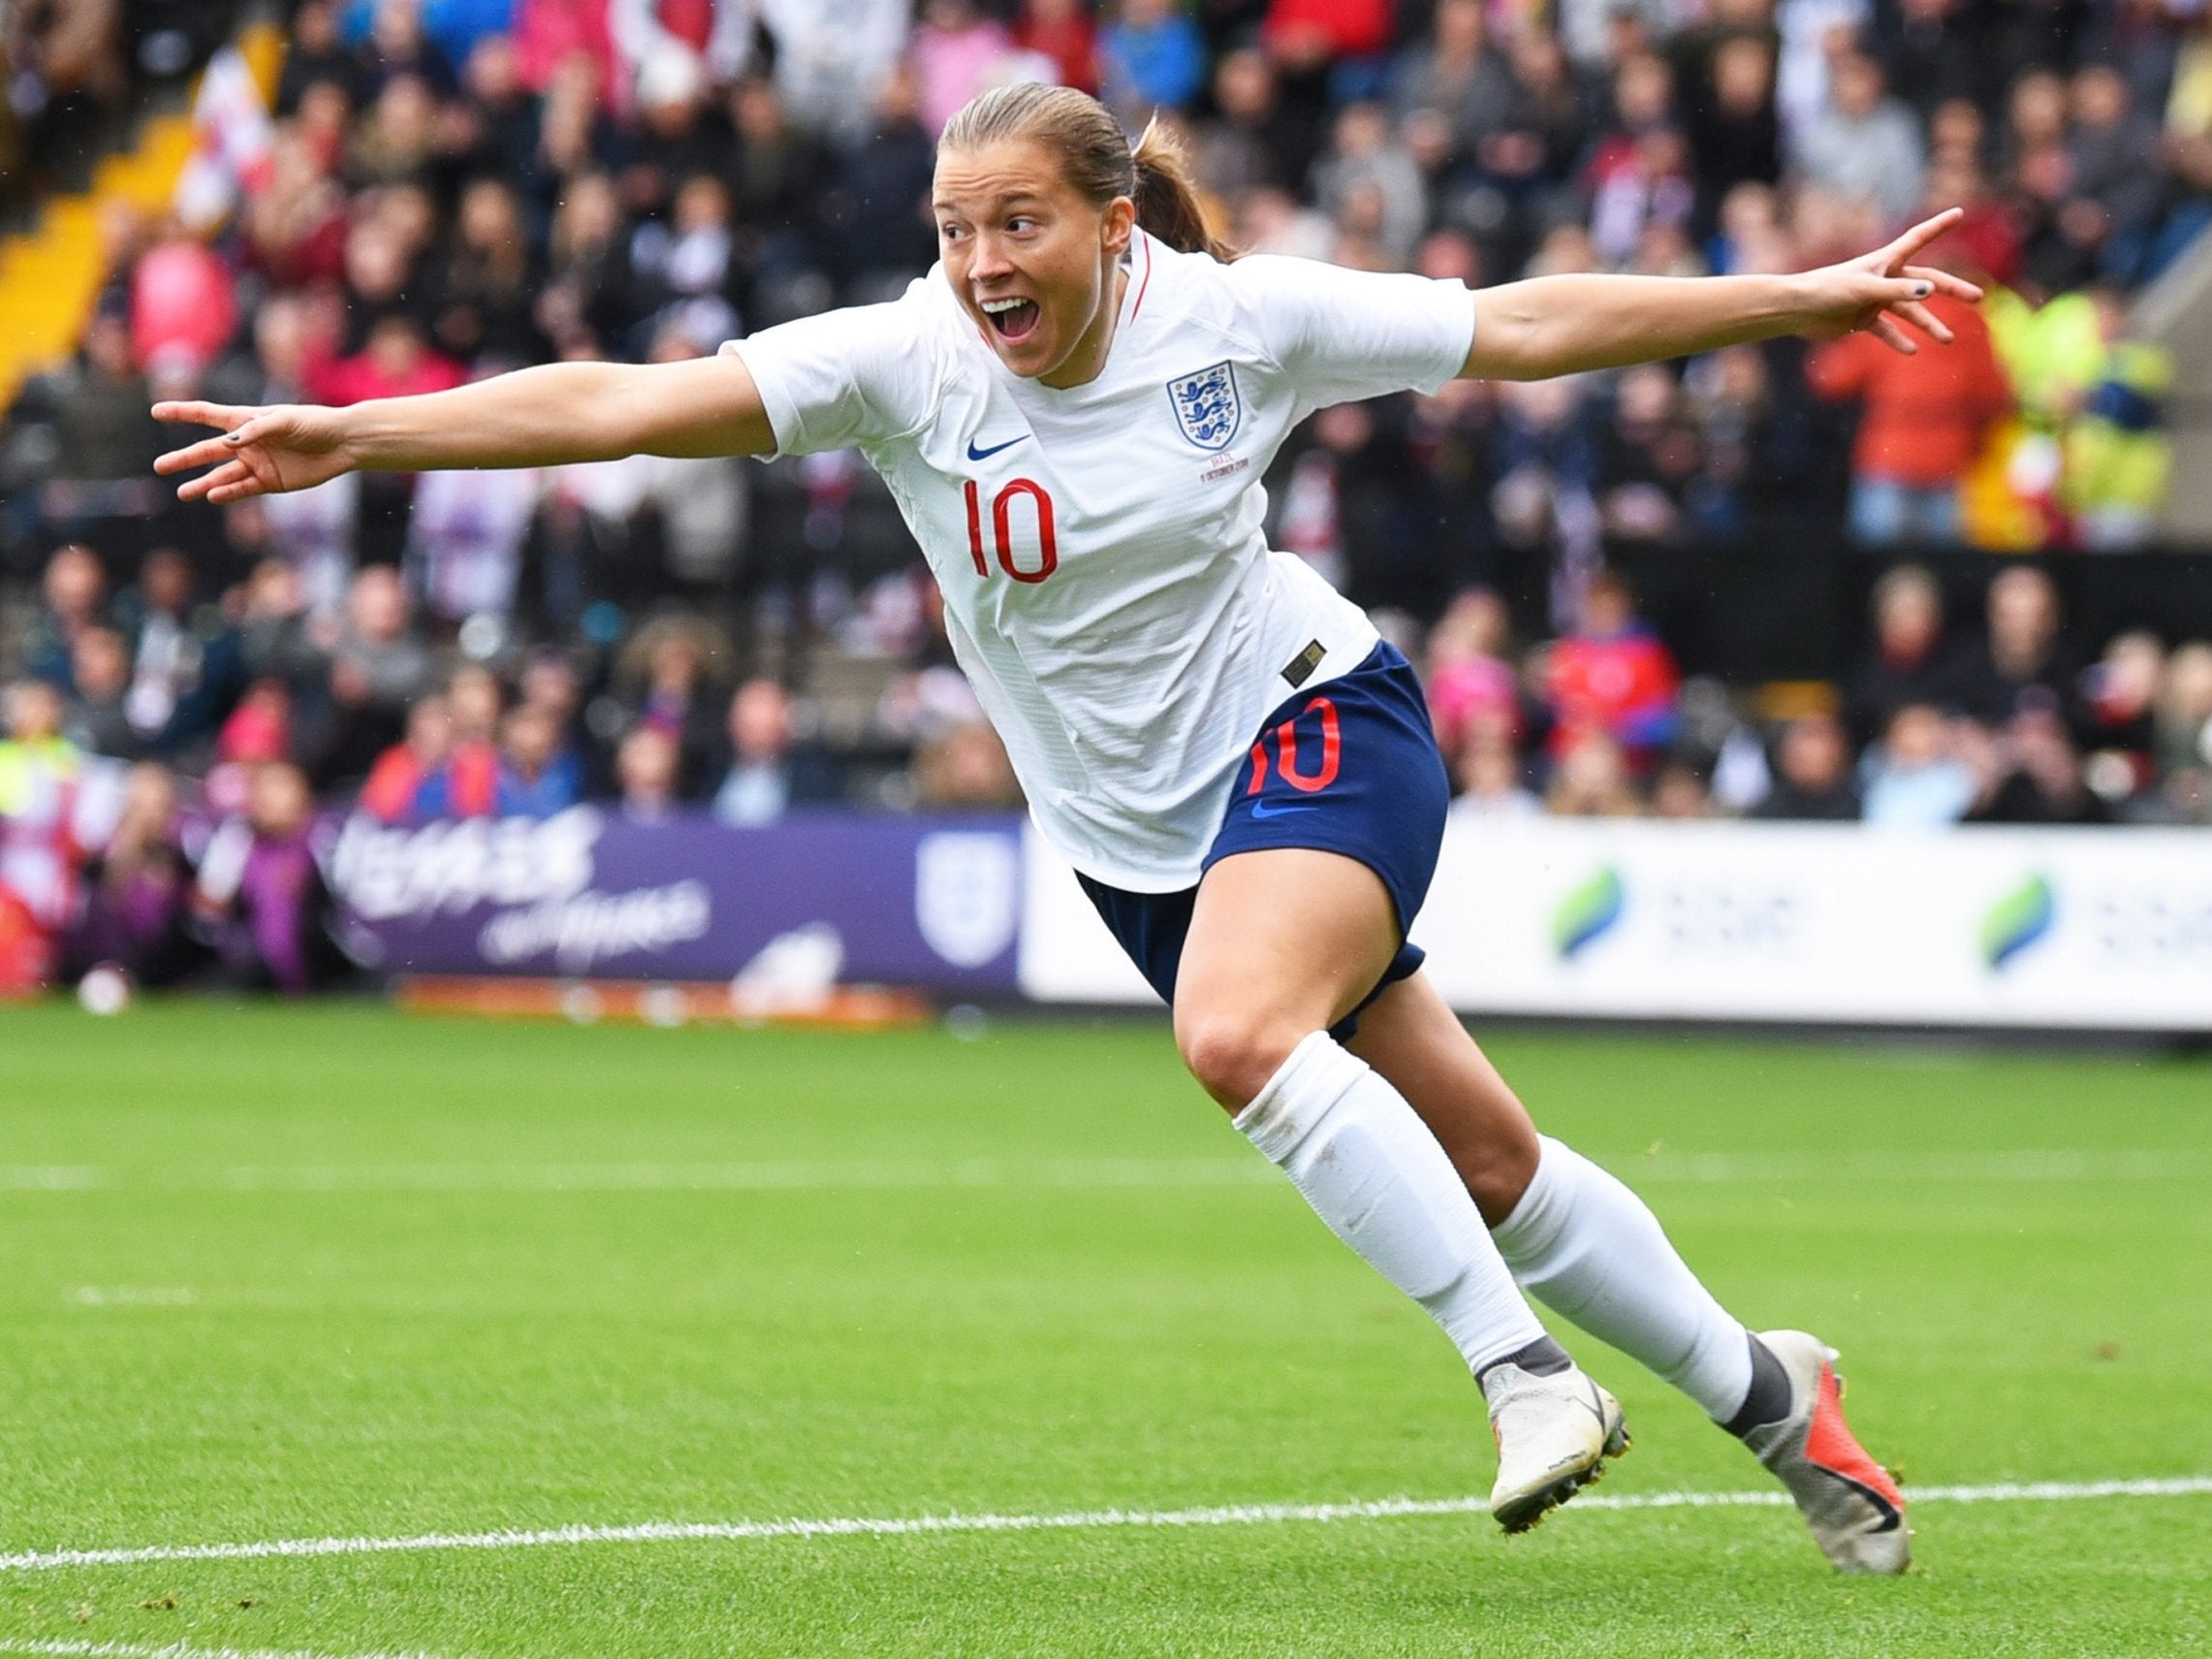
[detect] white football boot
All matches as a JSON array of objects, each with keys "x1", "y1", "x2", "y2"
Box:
[
  {"x1": 1742, "y1": 1329, "x2": 1912, "y2": 1574},
  {"x1": 1482, "y1": 1362, "x2": 1630, "y2": 1532}
]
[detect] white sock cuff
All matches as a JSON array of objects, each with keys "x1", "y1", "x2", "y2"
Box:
[
  {"x1": 1489, "y1": 1133, "x2": 1575, "y2": 1260},
  {"x1": 1231, "y1": 1031, "x2": 1369, "y2": 1163}
]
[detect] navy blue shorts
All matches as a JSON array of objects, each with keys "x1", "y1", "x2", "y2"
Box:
[{"x1": 1077, "y1": 640, "x2": 1450, "y2": 1039}]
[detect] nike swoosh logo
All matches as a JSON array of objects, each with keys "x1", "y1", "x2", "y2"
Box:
[
  {"x1": 1249, "y1": 800, "x2": 1317, "y2": 818},
  {"x1": 965, "y1": 435, "x2": 1028, "y2": 461}
]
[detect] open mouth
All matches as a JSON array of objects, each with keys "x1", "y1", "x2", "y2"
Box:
[{"x1": 980, "y1": 297, "x2": 1041, "y2": 343}]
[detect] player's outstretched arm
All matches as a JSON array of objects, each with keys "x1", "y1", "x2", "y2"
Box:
[
  {"x1": 1463, "y1": 208, "x2": 1984, "y2": 383},
  {"x1": 154, "y1": 353, "x2": 776, "y2": 505}
]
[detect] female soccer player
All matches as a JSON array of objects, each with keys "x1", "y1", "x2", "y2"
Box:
[{"x1": 157, "y1": 83, "x2": 1973, "y2": 1568}]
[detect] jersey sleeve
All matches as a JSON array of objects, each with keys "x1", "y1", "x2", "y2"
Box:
[
  {"x1": 719, "y1": 284, "x2": 939, "y2": 458},
  {"x1": 1230, "y1": 255, "x2": 1475, "y2": 415}
]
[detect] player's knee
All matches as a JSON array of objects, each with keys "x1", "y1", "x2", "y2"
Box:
[{"x1": 1174, "y1": 1008, "x2": 1304, "y2": 1113}]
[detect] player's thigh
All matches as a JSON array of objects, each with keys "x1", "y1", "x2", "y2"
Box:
[
  {"x1": 1173, "y1": 845, "x2": 1403, "y2": 1110},
  {"x1": 1347, "y1": 970, "x2": 1540, "y2": 1224}
]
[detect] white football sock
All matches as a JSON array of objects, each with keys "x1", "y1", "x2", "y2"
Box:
[
  {"x1": 1490, "y1": 1135, "x2": 1753, "y2": 1421},
  {"x1": 1236, "y1": 1032, "x2": 1548, "y2": 1375}
]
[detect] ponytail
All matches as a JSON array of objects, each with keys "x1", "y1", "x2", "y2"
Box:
[
  {"x1": 940, "y1": 85, "x2": 1240, "y2": 264},
  {"x1": 1131, "y1": 117, "x2": 1240, "y2": 264}
]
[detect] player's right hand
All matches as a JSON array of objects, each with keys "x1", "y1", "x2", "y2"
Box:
[{"x1": 153, "y1": 401, "x2": 360, "y2": 503}]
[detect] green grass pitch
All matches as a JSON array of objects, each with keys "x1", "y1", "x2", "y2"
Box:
[{"x1": 1, "y1": 1001, "x2": 2207, "y2": 1657}]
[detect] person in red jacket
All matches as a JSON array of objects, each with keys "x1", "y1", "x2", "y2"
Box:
[
  {"x1": 304, "y1": 313, "x2": 466, "y2": 408},
  {"x1": 1543, "y1": 568, "x2": 1681, "y2": 771},
  {"x1": 1805, "y1": 286, "x2": 2009, "y2": 546}
]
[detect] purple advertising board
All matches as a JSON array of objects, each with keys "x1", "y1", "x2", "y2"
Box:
[{"x1": 327, "y1": 809, "x2": 1026, "y2": 993}]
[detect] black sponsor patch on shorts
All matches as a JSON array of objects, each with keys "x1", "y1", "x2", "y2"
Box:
[{"x1": 1281, "y1": 639, "x2": 1326, "y2": 688}]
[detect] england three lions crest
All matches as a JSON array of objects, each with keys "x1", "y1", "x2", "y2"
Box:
[{"x1": 1166, "y1": 362, "x2": 1242, "y2": 452}]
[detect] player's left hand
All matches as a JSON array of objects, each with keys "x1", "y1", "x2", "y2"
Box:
[{"x1": 1792, "y1": 207, "x2": 1985, "y2": 354}]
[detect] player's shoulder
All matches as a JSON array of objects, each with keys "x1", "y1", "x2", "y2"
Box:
[
  {"x1": 1144, "y1": 239, "x2": 1387, "y2": 343},
  {"x1": 1130, "y1": 235, "x2": 1289, "y2": 363}
]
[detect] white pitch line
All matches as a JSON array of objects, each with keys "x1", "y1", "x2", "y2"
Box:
[
  {"x1": 1, "y1": 1160, "x2": 1274, "y2": 1195},
  {"x1": 4, "y1": 1478, "x2": 2207, "y2": 1576},
  {"x1": 1631, "y1": 1149, "x2": 2212, "y2": 1184},
  {"x1": 0, "y1": 1643, "x2": 457, "y2": 1659},
  {"x1": 8, "y1": 1149, "x2": 2210, "y2": 1194}
]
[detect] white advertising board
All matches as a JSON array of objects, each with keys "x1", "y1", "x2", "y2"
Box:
[{"x1": 1019, "y1": 820, "x2": 2212, "y2": 1033}]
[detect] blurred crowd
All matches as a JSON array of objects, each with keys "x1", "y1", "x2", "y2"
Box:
[
  {"x1": 1, "y1": 2, "x2": 246, "y2": 211},
  {"x1": 4, "y1": 0, "x2": 2212, "y2": 993},
  {"x1": 1425, "y1": 560, "x2": 2212, "y2": 829}
]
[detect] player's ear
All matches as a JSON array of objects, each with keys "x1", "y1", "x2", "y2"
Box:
[{"x1": 1101, "y1": 195, "x2": 1136, "y2": 258}]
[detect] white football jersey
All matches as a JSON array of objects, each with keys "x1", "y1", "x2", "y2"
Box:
[{"x1": 727, "y1": 231, "x2": 1475, "y2": 891}]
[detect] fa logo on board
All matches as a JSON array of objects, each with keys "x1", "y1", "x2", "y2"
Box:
[{"x1": 1166, "y1": 362, "x2": 1241, "y2": 452}]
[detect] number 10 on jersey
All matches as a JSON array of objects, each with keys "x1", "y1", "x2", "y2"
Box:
[{"x1": 964, "y1": 478, "x2": 1059, "y2": 584}]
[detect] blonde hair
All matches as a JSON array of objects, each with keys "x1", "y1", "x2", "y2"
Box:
[{"x1": 938, "y1": 84, "x2": 1236, "y2": 263}]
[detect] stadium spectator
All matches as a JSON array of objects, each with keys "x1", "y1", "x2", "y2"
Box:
[
  {"x1": 114, "y1": 548, "x2": 244, "y2": 764},
  {"x1": 1686, "y1": 33, "x2": 1782, "y2": 237},
  {"x1": 306, "y1": 313, "x2": 467, "y2": 410},
  {"x1": 614, "y1": 721, "x2": 682, "y2": 818},
  {"x1": 1648, "y1": 757, "x2": 1717, "y2": 819},
  {"x1": 1596, "y1": 365, "x2": 1700, "y2": 542},
  {"x1": 23, "y1": 544, "x2": 111, "y2": 691},
  {"x1": 512, "y1": 0, "x2": 622, "y2": 106},
  {"x1": 359, "y1": 691, "x2": 454, "y2": 822},
  {"x1": 0, "y1": 679, "x2": 92, "y2": 986},
  {"x1": 1018, "y1": 0, "x2": 1099, "y2": 96},
  {"x1": 65, "y1": 761, "x2": 196, "y2": 987},
  {"x1": 406, "y1": 453, "x2": 543, "y2": 624},
  {"x1": 204, "y1": 678, "x2": 298, "y2": 816},
  {"x1": 1969, "y1": 702, "x2": 2110, "y2": 825},
  {"x1": 1193, "y1": 48, "x2": 1308, "y2": 201},
  {"x1": 1447, "y1": 726, "x2": 1541, "y2": 820},
  {"x1": 1099, "y1": 0, "x2": 1209, "y2": 123},
  {"x1": 749, "y1": 0, "x2": 913, "y2": 146},
  {"x1": 192, "y1": 760, "x2": 341, "y2": 994},
  {"x1": 414, "y1": 664, "x2": 505, "y2": 817},
  {"x1": 2154, "y1": 642, "x2": 2212, "y2": 822},
  {"x1": 1844, "y1": 563, "x2": 1955, "y2": 747},
  {"x1": 2078, "y1": 629, "x2": 2164, "y2": 805},
  {"x1": 1859, "y1": 702, "x2": 1976, "y2": 827},
  {"x1": 235, "y1": 559, "x2": 329, "y2": 694},
  {"x1": 712, "y1": 677, "x2": 837, "y2": 825},
  {"x1": 1311, "y1": 102, "x2": 1429, "y2": 269},
  {"x1": 2060, "y1": 285, "x2": 2172, "y2": 550},
  {"x1": 495, "y1": 701, "x2": 585, "y2": 815},
  {"x1": 131, "y1": 226, "x2": 240, "y2": 382},
  {"x1": 820, "y1": 62, "x2": 939, "y2": 294},
  {"x1": 620, "y1": 621, "x2": 726, "y2": 796},
  {"x1": 308, "y1": 567, "x2": 436, "y2": 788},
  {"x1": 25, "y1": 306, "x2": 166, "y2": 504},
  {"x1": 907, "y1": 1, "x2": 1021, "y2": 139},
  {"x1": 62, "y1": 625, "x2": 138, "y2": 760},
  {"x1": 1392, "y1": 0, "x2": 1515, "y2": 163},
  {"x1": 432, "y1": 175, "x2": 551, "y2": 367},
  {"x1": 1541, "y1": 570, "x2": 1680, "y2": 771},
  {"x1": 1753, "y1": 712, "x2": 1862, "y2": 820},
  {"x1": 1425, "y1": 589, "x2": 1525, "y2": 761},
  {"x1": 911, "y1": 720, "x2": 1022, "y2": 810},
  {"x1": 1791, "y1": 50, "x2": 1925, "y2": 231},
  {"x1": 1804, "y1": 269, "x2": 2009, "y2": 547},
  {"x1": 1949, "y1": 565, "x2": 2084, "y2": 733},
  {"x1": 1582, "y1": 53, "x2": 1694, "y2": 269},
  {"x1": 1544, "y1": 728, "x2": 1643, "y2": 817}
]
